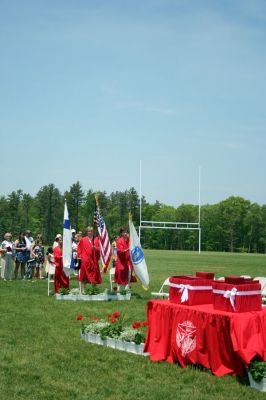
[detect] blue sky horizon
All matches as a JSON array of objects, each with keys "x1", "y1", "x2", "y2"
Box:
[{"x1": 0, "y1": 0, "x2": 265, "y2": 207}]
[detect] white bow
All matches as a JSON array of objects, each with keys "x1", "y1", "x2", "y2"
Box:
[
  {"x1": 223, "y1": 287, "x2": 238, "y2": 310},
  {"x1": 179, "y1": 284, "x2": 190, "y2": 303}
]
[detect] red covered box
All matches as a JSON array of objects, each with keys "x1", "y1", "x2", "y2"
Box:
[
  {"x1": 169, "y1": 275, "x2": 213, "y2": 305},
  {"x1": 212, "y1": 279, "x2": 262, "y2": 313},
  {"x1": 196, "y1": 271, "x2": 215, "y2": 279}
]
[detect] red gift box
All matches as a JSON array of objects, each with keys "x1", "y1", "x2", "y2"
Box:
[
  {"x1": 196, "y1": 271, "x2": 215, "y2": 279},
  {"x1": 169, "y1": 275, "x2": 213, "y2": 305},
  {"x1": 224, "y1": 276, "x2": 245, "y2": 284},
  {"x1": 212, "y1": 280, "x2": 262, "y2": 313}
]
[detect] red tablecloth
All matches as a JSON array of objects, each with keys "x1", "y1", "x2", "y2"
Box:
[{"x1": 144, "y1": 300, "x2": 266, "y2": 376}]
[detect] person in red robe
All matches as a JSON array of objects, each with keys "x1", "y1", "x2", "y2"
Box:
[
  {"x1": 114, "y1": 227, "x2": 136, "y2": 291},
  {"x1": 78, "y1": 226, "x2": 101, "y2": 294},
  {"x1": 53, "y1": 237, "x2": 69, "y2": 294}
]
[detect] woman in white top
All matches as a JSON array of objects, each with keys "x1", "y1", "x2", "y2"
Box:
[
  {"x1": 1, "y1": 232, "x2": 14, "y2": 280},
  {"x1": 53, "y1": 234, "x2": 62, "y2": 250}
]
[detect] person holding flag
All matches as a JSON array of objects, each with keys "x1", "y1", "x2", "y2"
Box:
[
  {"x1": 78, "y1": 226, "x2": 101, "y2": 294},
  {"x1": 114, "y1": 227, "x2": 137, "y2": 291}
]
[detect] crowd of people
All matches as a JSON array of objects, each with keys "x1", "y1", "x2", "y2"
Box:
[{"x1": 0, "y1": 227, "x2": 137, "y2": 294}]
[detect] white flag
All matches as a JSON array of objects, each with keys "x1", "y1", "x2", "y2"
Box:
[
  {"x1": 129, "y1": 216, "x2": 149, "y2": 289},
  {"x1": 63, "y1": 201, "x2": 73, "y2": 277}
]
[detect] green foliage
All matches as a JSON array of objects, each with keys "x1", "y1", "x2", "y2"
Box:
[
  {"x1": 134, "y1": 331, "x2": 146, "y2": 345},
  {"x1": 100, "y1": 323, "x2": 123, "y2": 340},
  {"x1": 1, "y1": 182, "x2": 266, "y2": 255},
  {"x1": 58, "y1": 287, "x2": 70, "y2": 295},
  {"x1": 249, "y1": 360, "x2": 266, "y2": 382},
  {"x1": 85, "y1": 285, "x2": 101, "y2": 295}
]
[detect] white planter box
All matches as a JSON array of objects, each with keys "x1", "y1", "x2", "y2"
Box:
[
  {"x1": 81, "y1": 331, "x2": 149, "y2": 356},
  {"x1": 115, "y1": 340, "x2": 127, "y2": 352},
  {"x1": 56, "y1": 294, "x2": 79, "y2": 301},
  {"x1": 121, "y1": 341, "x2": 147, "y2": 355},
  {"x1": 248, "y1": 372, "x2": 266, "y2": 392},
  {"x1": 56, "y1": 293, "x2": 131, "y2": 301},
  {"x1": 106, "y1": 338, "x2": 117, "y2": 349}
]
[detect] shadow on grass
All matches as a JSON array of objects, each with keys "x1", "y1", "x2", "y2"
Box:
[{"x1": 131, "y1": 292, "x2": 143, "y2": 299}]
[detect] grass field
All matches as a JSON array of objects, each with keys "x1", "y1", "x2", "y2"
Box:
[{"x1": 0, "y1": 250, "x2": 265, "y2": 400}]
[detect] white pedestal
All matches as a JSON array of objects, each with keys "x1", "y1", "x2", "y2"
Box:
[
  {"x1": 248, "y1": 372, "x2": 266, "y2": 392},
  {"x1": 56, "y1": 292, "x2": 131, "y2": 301}
]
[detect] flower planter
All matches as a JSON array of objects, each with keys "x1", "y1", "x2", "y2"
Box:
[
  {"x1": 248, "y1": 372, "x2": 266, "y2": 392},
  {"x1": 108, "y1": 293, "x2": 131, "y2": 301},
  {"x1": 115, "y1": 340, "x2": 127, "y2": 352},
  {"x1": 56, "y1": 293, "x2": 131, "y2": 301},
  {"x1": 81, "y1": 331, "x2": 149, "y2": 356},
  {"x1": 122, "y1": 341, "x2": 147, "y2": 355},
  {"x1": 85, "y1": 333, "x2": 97, "y2": 344},
  {"x1": 106, "y1": 338, "x2": 117, "y2": 349},
  {"x1": 56, "y1": 294, "x2": 79, "y2": 301}
]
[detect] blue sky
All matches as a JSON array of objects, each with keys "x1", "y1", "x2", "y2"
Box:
[{"x1": 0, "y1": 0, "x2": 265, "y2": 206}]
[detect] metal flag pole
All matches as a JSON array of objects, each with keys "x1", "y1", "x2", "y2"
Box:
[
  {"x1": 139, "y1": 159, "x2": 142, "y2": 243},
  {"x1": 198, "y1": 166, "x2": 201, "y2": 254}
]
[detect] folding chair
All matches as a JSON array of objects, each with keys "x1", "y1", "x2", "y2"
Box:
[
  {"x1": 47, "y1": 262, "x2": 55, "y2": 296},
  {"x1": 109, "y1": 267, "x2": 116, "y2": 291},
  {"x1": 151, "y1": 277, "x2": 170, "y2": 298}
]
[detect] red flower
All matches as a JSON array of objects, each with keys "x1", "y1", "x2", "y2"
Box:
[
  {"x1": 88, "y1": 316, "x2": 98, "y2": 320},
  {"x1": 76, "y1": 315, "x2": 84, "y2": 320},
  {"x1": 109, "y1": 317, "x2": 117, "y2": 324},
  {"x1": 141, "y1": 321, "x2": 149, "y2": 327},
  {"x1": 112, "y1": 311, "x2": 120, "y2": 318},
  {"x1": 132, "y1": 321, "x2": 141, "y2": 329}
]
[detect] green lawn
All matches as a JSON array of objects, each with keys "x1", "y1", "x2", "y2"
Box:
[{"x1": 0, "y1": 250, "x2": 265, "y2": 400}]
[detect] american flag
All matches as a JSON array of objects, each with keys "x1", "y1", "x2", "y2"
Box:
[{"x1": 94, "y1": 206, "x2": 112, "y2": 272}]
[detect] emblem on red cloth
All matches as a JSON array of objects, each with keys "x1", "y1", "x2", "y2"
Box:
[{"x1": 176, "y1": 321, "x2": 196, "y2": 357}]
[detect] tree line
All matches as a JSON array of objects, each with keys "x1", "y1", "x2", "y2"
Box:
[{"x1": 0, "y1": 181, "x2": 266, "y2": 253}]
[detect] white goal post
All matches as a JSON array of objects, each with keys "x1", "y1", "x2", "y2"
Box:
[{"x1": 138, "y1": 162, "x2": 201, "y2": 254}]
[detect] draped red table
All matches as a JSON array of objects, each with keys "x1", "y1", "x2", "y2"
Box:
[{"x1": 144, "y1": 300, "x2": 266, "y2": 376}]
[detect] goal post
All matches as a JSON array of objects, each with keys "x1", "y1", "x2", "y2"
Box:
[{"x1": 138, "y1": 162, "x2": 202, "y2": 254}]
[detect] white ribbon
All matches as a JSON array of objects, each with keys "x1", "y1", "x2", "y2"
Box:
[
  {"x1": 224, "y1": 287, "x2": 238, "y2": 310},
  {"x1": 179, "y1": 284, "x2": 190, "y2": 303},
  {"x1": 213, "y1": 288, "x2": 261, "y2": 310},
  {"x1": 169, "y1": 283, "x2": 212, "y2": 303}
]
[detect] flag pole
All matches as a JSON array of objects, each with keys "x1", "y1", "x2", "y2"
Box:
[
  {"x1": 139, "y1": 160, "x2": 142, "y2": 243},
  {"x1": 93, "y1": 193, "x2": 101, "y2": 261},
  {"x1": 95, "y1": 193, "x2": 104, "y2": 271},
  {"x1": 128, "y1": 212, "x2": 132, "y2": 286}
]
